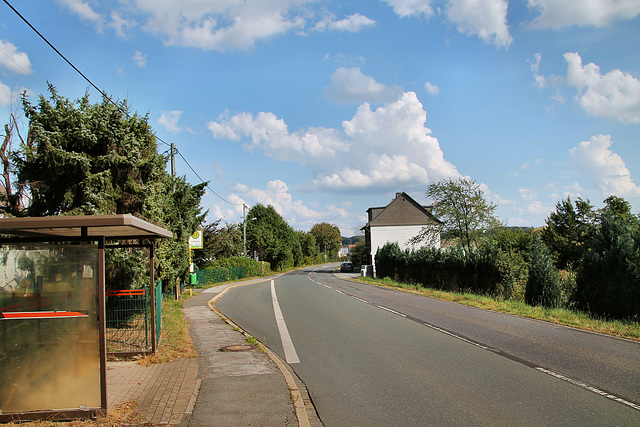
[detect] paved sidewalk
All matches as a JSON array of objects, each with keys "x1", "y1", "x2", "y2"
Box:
[
  {"x1": 107, "y1": 357, "x2": 199, "y2": 425},
  {"x1": 105, "y1": 281, "x2": 319, "y2": 426},
  {"x1": 183, "y1": 286, "x2": 298, "y2": 426}
]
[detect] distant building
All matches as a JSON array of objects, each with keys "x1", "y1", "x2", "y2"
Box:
[{"x1": 361, "y1": 192, "x2": 441, "y2": 272}]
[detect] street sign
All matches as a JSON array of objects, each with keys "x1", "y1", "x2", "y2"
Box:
[{"x1": 188, "y1": 230, "x2": 203, "y2": 249}]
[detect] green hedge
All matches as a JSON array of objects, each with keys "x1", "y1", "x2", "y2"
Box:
[
  {"x1": 375, "y1": 242, "x2": 517, "y2": 299},
  {"x1": 195, "y1": 257, "x2": 271, "y2": 285}
]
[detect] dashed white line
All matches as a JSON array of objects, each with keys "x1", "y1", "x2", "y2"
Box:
[
  {"x1": 423, "y1": 323, "x2": 489, "y2": 350},
  {"x1": 535, "y1": 367, "x2": 640, "y2": 412},
  {"x1": 376, "y1": 305, "x2": 407, "y2": 317},
  {"x1": 271, "y1": 280, "x2": 300, "y2": 364}
]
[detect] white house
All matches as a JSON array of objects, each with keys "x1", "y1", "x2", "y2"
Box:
[{"x1": 361, "y1": 192, "x2": 441, "y2": 273}]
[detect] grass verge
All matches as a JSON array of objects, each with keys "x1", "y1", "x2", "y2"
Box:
[
  {"x1": 139, "y1": 295, "x2": 197, "y2": 365},
  {"x1": 355, "y1": 276, "x2": 640, "y2": 342}
]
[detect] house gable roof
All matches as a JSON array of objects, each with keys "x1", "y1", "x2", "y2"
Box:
[{"x1": 363, "y1": 192, "x2": 441, "y2": 228}]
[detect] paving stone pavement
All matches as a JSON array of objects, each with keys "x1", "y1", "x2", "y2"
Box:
[{"x1": 107, "y1": 357, "x2": 199, "y2": 425}]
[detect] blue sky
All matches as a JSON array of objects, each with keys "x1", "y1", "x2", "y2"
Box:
[{"x1": 1, "y1": 0, "x2": 639, "y2": 235}]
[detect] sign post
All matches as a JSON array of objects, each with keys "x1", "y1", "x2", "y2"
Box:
[{"x1": 188, "y1": 230, "x2": 203, "y2": 296}]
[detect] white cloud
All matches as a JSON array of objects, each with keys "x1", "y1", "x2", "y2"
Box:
[
  {"x1": 569, "y1": 134, "x2": 640, "y2": 198},
  {"x1": 56, "y1": 0, "x2": 103, "y2": 30},
  {"x1": 382, "y1": 0, "x2": 435, "y2": 18},
  {"x1": 0, "y1": 40, "x2": 33, "y2": 75},
  {"x1": 424, "y1": 81, "x2": 439, "y2": 95},
  {"x1": 325, "y1": 67, "x2": 404, "y2": 104},
  {"x1": 528, "y1": 53, "x2": 548, "y2": 89},
  {"x1": 206, "y1": 179, "x2": 353, "y2": 231},
  {"x1": 564, "y1": 52, "x2": 640, "y2": 123},
  {"x1": 528, "y1": 0, "x2": 640, "y2": 29},
  {"x1": 131, "y1": 0, "x2": 310, "y2": 51},
  {"x1": 133, "y1": 50, "x2": 147, "y2": 67},
  {"x1": 110, "y1": 12, "x2": 137, "y2": 39},
  {"x1": 445, "y1": 0, "x2": 512, "y2": 48},
  {"x1": 208, "y1": 91, "x2": 461, "y2": 192},
  {"x1": 208, "y1": 111, "x2": 349, "y2": 172},
  {"x1": 313, "y1": 13, "x2": 376, "y2": 32},
  {"x1": 0, "y1": 81, "x2": 13, "y2": 107},
  {"x1": 158, "y1": 110, "x2": 183, "y2": 133}
]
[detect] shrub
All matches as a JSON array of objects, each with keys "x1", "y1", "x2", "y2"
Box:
[
  {"x1": 576, "y1": 212, "x2": 640, "y2": 320},
  {"x1": 525, "y1": 236, "x2": 561, "y2": 308},
  {"x1": 376, "y1": 241, "x2": 519, "y2": 299}
]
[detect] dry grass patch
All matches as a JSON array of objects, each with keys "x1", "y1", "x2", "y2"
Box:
[
  {"x1": 138, "y1": 296, "x2": 197, "y2": 365},
  {"x1": 2, "y1": 403, "x2": 149, "y2": 427}
]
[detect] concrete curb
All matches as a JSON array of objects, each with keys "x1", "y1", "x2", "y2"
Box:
[{"x1": 206, "y1": 278, "x2": 318, "y2": 427}]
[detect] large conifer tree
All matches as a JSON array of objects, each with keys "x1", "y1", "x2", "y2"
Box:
[{"x1": 7, "y1": 85, "x2": 206, "y2": 288}]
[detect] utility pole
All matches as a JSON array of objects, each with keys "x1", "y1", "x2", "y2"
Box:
[
  {"x1": 170, "y1": 143, "x2": 176, "y2": 193},
  {"x1": 243, "y1": 203, "x2": 247, "y2": 257}
]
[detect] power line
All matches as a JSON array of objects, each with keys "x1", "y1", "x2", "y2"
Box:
[{"x1": 3, "y1": 0, "x2": 240, "y2": 206}]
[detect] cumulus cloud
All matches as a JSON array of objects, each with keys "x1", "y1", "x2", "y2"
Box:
[
  {"x1": 128, "y1": 0, "x2": 314, "y2": 51},
  {"x1": 208, "y1": 111, "x2": 348, "y2": 172},
  {"x1": 0, "y1": 40, "x2": 33, "y2": 75},
  {"x1": 158, "y1": 110, "x2": 183, "y2": 133},
  {"x1": 569, "y1": 134, "x2": 640, "y2": 197},
  {"x1": 56, "y1": 0, "x2": 103, "y2": 30},
  {"x1": 313, "y1": 13, "x2": 376, "y2": 32},
  {"x1": 206, "y1": 179, "x2": 351, "y2": 231},
  {"x1": 445, "y1": 0, "x2": 512, "y2": 48},
  {"x1": 564, "y1": 52, "x2": 640, "y2": 123},
  {"x1": 382, "y1": 0, "x2": 436, "y2": 18},
  {"x1": 0, "y1": 81, "x2": 13, "y2": 107},
  {"x1": 383, "y1": 0, "x2": 512, "y2": 48},
  {"x1": 528, "y1": 0, "x2": 640, "y2": 29},
  {"x1": 424, "y1": 81, "x2": 439, "y2": 95},
  {"x1": 325, "y1": 67, "x2": 404, "y2": 104},
  {"x1": 133, "y1": 50, "x2": 147, "y2": 67},
  {"x1": 111, "y1": 12, "x2": 137, "y2": 39},
  {"x1": 208, "y1": 91, "x2": 460, "y2": 192}
]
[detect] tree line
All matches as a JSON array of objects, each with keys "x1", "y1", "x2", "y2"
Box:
[
  {"x1": 0, "y1": 86, "x2": 343, "y2": 290},
  {"x1": 375, "y1": 178, "x2": 640, "y2": 321}
]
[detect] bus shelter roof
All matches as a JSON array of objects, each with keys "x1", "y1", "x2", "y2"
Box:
[{"x1": 0, "y1": 214, "x2": 172, "y2": 240}]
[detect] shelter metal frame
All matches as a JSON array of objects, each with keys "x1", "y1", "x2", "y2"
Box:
[{"x1": 0, "y1": 215, "x2": 171, "y2": 422}]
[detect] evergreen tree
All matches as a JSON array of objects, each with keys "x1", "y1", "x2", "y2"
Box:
[
  {"x1": 576, "y1": 209, "x2": 640, "y2": 319},
  {"x1": 542, "y1": 197, "x2": 595, "y2": 270},
  {"x1": 10, "y1": 85, "x2": 206, "y2": 289},
  {"x1": 525, "y1": 236, "x2": 561, "y2": 308}
]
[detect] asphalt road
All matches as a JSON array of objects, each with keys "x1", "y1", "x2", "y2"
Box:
[{"x1": 215, "y1": 264, "x2": 640, "y2": 426}]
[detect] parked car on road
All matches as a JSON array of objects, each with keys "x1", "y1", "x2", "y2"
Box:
[{"x1": 340, "y1": 262, "x2": 353, "y2": 272}]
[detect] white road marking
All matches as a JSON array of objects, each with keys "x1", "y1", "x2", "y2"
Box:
[
  {"x1": 377, "y1": 305, "x2": 407, "y2": 317},
  {"x1": 423, "y1": 323, "x2": 489, "y2": 350},
  {"x1": 535, "y1": 367, "x2": 640, "y2": 411},
  {"x1": 271, "y1": 280, "x2": 300, "y2": 364}
]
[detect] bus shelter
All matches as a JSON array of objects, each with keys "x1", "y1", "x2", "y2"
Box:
[{"x1": 0, "y1": 215, "x2": 172, "y2": 422}]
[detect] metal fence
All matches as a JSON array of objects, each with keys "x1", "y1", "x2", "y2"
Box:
[
  {"x1": 106, "y1": 282, "x2": 162, "y2": 355},
  {"x1": 195, "y1": 266, "x2": 246, "y2": 285}
]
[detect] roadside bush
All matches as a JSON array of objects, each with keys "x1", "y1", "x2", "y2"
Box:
[
  {"x1": 558, "y1": 269, "x2": 577, "y2": 308},
  {"x1": 525, "y1": 236, "x2": 561, "y2": 308},
  {"x1": 375, "y1": 242, "x2": 407, "y2": 282},
  {"x1": 197, "y1": 257, "x2": 271, "y2": 285},
  {"x1": 376, "y1": 242, "x2": 519, "y2": 299},
  {"x1": 576, "y1": 212, "x2": 640, "y2": 320}
]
